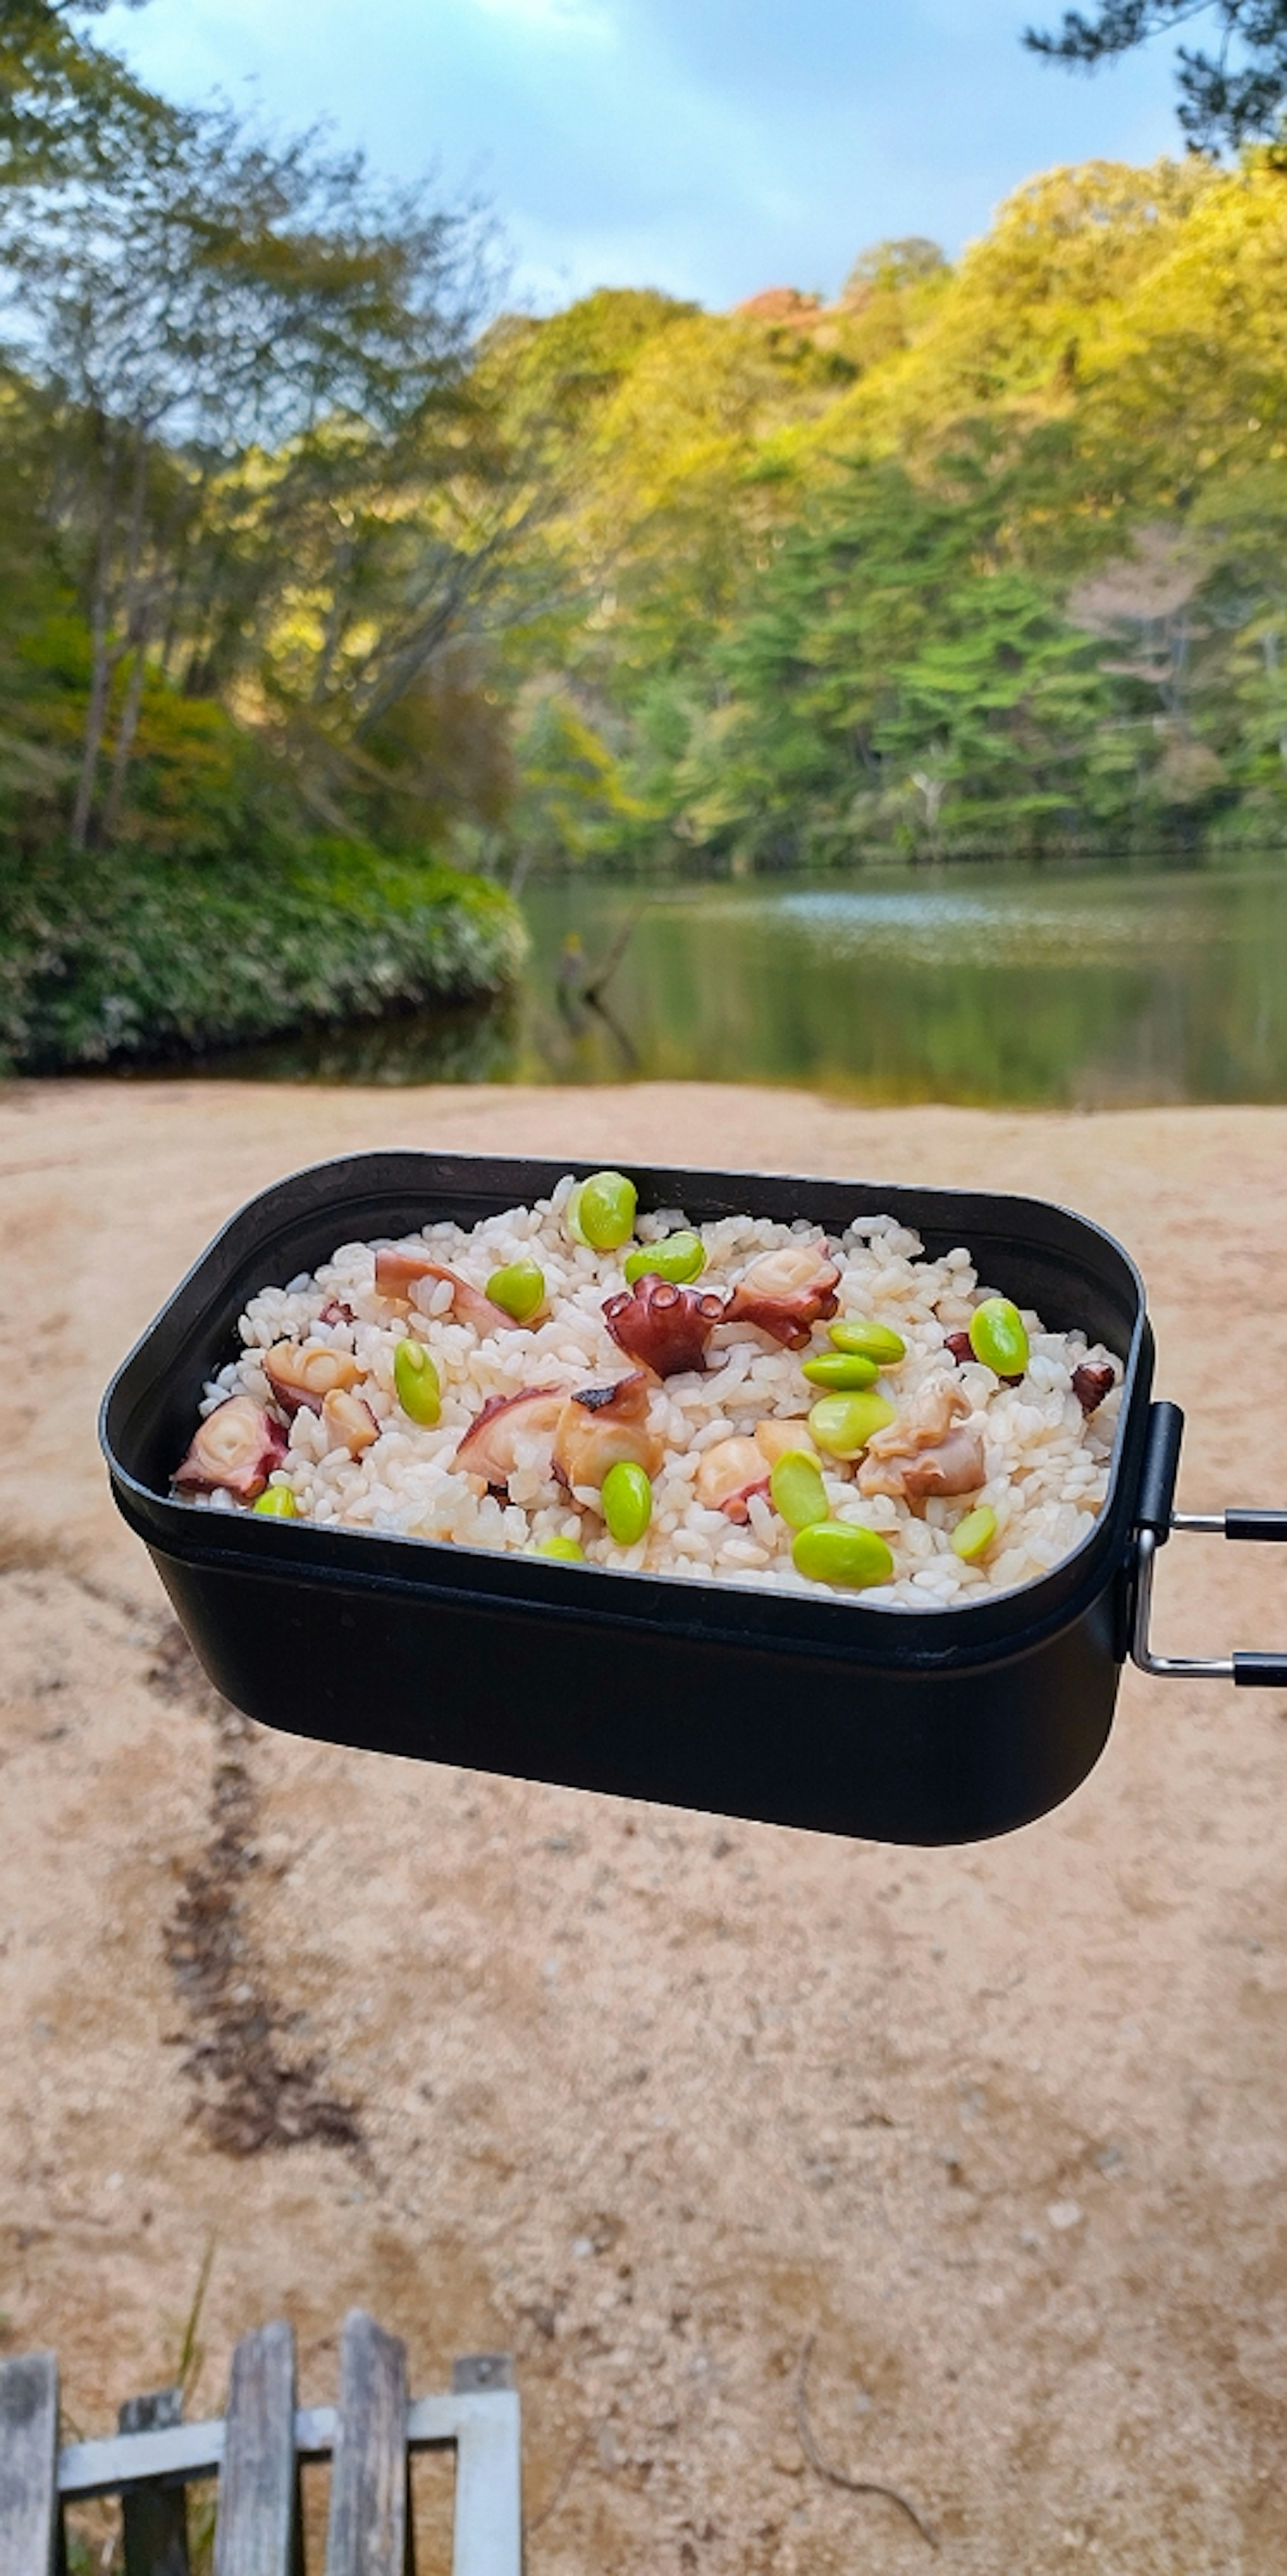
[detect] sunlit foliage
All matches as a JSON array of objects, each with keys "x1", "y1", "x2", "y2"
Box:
[
  {"x1": 6, "y1": 9, "x2": 1287, "y2": 895},
  {"x1": 485, "y1": 151, "x2": 1287, "y2": 866}
]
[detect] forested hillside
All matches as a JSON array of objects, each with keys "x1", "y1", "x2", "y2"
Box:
[{"x1": 490, "y1": 158, "x2": 1287, "y2": 868}]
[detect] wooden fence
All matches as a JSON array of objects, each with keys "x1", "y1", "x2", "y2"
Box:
[{"x1": 0, "y1": 2311, "x2": 521, "y2": 2576}]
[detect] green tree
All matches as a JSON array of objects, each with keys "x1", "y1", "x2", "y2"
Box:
[
  {"x1": 843, "y1": 237, "x2": 947, "y2": 298},
  {"x1": 0, "y1": 0, "x2": 163, "y2": 191},
  {"x1": 1, "y1": 27, "x2": 497, "y2": 851},
  {"x1": 652, "y1": 456, "x2": 1125, "y2": 863},
  {"x1": 1026, "y1": 0, "x2": 1287, "y2": 153}
]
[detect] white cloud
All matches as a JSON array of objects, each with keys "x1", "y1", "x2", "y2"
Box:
[
  {"x1": 463, "y1": 0, "x2": 618, "y2": 42},
  {"x1": 115, "y1": 0, "x2": 1184, "y2": 315}
]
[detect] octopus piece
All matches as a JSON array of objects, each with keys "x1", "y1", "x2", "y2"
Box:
[
  {"x1": 695, "y1": 1437, "x2": 771, "y2": 1523},
  {"x1": 320, "y1": 1388, "x2": 379, "y2": 1458},
  {"x1": 264, "y1": 1340, "x2": 361, "y2": 1418},
  {"x1": 174, "y1": 1397, "x2": 287, "y2": 1501},
  {"x1": 885, "y1": 1425, "x2": 987, "y2": 1503},
  {"x1": 319, "y1": 1296, "x2": 356, "y2": 1327},
  {"x1": 1071, "y1": 1362, "x2": 1116, "y2": 1416},
  {"x1": 602, "y1": 1275, "x2": 726, "y2": 1377},
  {"x1": 753, "y1": 1417, "x2": 817, "y2": 1467},
  {"x1": 454, "y1": 1385, "x2": 565, "y2": 1490},
  {"x1": 863, "y1": 1374, "x2": 969, "y2": 1456},
  {"x1": 724, "y1": 1242, "x2": 841, "y2": 1348},
  {"x1": 858, "y1": 1375, "x2": 986, "y2": 1505},
  {"x1": 374, "y1": 1248, "x2": 511, "y2": 1335},
  {"x1": 552, "y1": 1372, "x2": 664, "y2": 1492}
]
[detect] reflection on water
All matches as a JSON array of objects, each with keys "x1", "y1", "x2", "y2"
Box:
[
  {"x1": 223, "y1": 993, "x2": 522, "y2": 1087},
  {"x1": 772, "y1": 885, "x2": 1200, "y2": 960},
  {"x1": 188, "y1": 858, "x2": 1287, "y2": 1106}
]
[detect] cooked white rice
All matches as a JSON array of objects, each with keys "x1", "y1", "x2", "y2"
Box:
[{"x1": 186, "y1": 1178, "x2": 1122, "y2": 1612}]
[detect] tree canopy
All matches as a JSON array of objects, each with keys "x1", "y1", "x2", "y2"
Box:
[
  {"x1": 0, "y1": 0, "x2": 161, "y2": 188},
  {"x1": 1026, "y1": 0, "x2": 1287, "y2": 153},
  {"x1": 474, "y1": 149, "x2": 1287, "y2": 869},
  {"x1": 4, "y1": 6, "x2": 1287, "y2": 898},
  {"x1": 0, "y1": 7, "x2": 516, "y2": 860}
]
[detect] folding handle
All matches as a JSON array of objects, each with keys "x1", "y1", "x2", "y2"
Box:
[
  {"x1": 1131, "y1": 1402, "x2": 1287, "y2": 1684},
  {"x1": 1235, "y1": 1652, "x2": 1287, "y2": 1687},
  {"x1": 1136, "y1": 1398, "x2": 1183, "y2": 1537},
  {"x1": 1224, "y1": 1510, "x2": 1287, "y2": 1544}
]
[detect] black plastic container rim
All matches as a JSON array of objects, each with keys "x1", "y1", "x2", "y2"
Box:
[{"x1": 101, "y1": 1151, "x2": 1155, "y2": 1674}]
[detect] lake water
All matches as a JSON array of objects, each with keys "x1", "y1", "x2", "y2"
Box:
[{"x1": 213, "y1": 857, "x2": 1287, "y2": 1106}]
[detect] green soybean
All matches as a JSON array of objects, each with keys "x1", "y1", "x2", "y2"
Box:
[
  {"x1": 487, "y1": 1257, "x2": 546, "y2": 1324},
  {"x1": 623, "y1": 1230, "x2": 706, "y2": 1287},
  {"x1": 802, "y1": 1350, "x2": 879, "y2": 1391},
  {"x1": 770, "y1": 1449, "x2": 829, "y2": 1532},
  {"x1": 601, "y1": 1457, "x2": 652, "y2": 1545},
  {"x1": 828, "y1": 1318, "x2": 906, "y2": 1366},
  {"x1": 808, "y1": 1389, "x2": 897, "y2": 1459},
  {"x1": 951, "y1": 1504, "x2": 997, "y2": 1564},
  {"x1": 566, "y1": 1170, "x2": 638, "y2": 1252},
  {"x1": 394, "y1": 1337, "x2": 441, "y2": 1425},
  {"x1": 792, "y1": 1521, "x2": 895, "y2": 1589},
  {"x1": 530, "y1": 1533, "x2": 585, "y2": 1561},
  {"x1": 253, "y1": 1484, "x2": 297, "y2": 1518},
  {"x1": 968, "y1": 1297, "x2": 1030, "y2": 1378}
]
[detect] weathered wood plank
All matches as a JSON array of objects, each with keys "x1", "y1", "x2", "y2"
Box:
[
  {"x1": 59, "y1": 2395, "x2": 498, "y2": 2503},
  {"x1": 119, "y1": 2389, "x2": 189, "y2": 2576},
  {"x1": 0, "y1": 2353, "x2": 60, "y2": 2576},
  {"x1": 324, "y1": 2313, "x2": 408, "y2": 2576},
  {"x1": 212, "y1": 2324, "x2": 299, "y2": 2576},
  {"x1": 51, "y1": 2336, "x2": 520, "y2": 2576},
  {"x1": 450, "y1": 2394, "x2": 521, "y2": 2576}
]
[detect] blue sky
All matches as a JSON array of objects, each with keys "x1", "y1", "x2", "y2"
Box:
[{"x1": 116, "y1": 0, "x2": 1186, "y2": 312}]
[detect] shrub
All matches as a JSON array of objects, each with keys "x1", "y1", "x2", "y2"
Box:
[{"x1": 0, "y1": 841, "x2": 527, "y2": 1072}]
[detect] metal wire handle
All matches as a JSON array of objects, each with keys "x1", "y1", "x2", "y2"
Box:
[{"x1": 1130, "y1": 1402, "x2": 1287, "y2": 1686}]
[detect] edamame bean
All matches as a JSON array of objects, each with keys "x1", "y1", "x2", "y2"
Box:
[
  {"x1": 394, "y1": 1337, "x2": 441, "y2": 1425},
  {"x1": 968, "y1": 1297, "x2": 1030, "y2": 1378},
  {"x1": 808, "y1": 1390, "x2": 897, "y2": 1458},
  {"x1": 530, "y1": 1533, "x2": 585, "y2": 1561},
  {"x1": 601, "y1": 1457, "x2": 652, "y2": 1545},
  {"x1": 801, "y1": 1351, "x2": 879, "y2": 1391},
  {"x1": 623, "y1": 1230, "x2": 705, "y2": 1287},
  {"x1": 792, "y1": 1521, "x2": 895, "y2": 1588},
  {"x1": 951, "y1": 1504, "x2": 997, "y2": 1563},
  {"x1": 566, "y1": 1170, "x2": 637, "y2": 1252},
  {"x1": 487, "y1": 1257, "x2": 546, "y2": 1323},
  {"x1": 828, "y1": 1318, "x2": 906, "y2": 1366},
  {"x1": 253, "y1": 1484, "x2": 297, "y2": 1517},
  {"x1": 770, "y1": 1449, "x2": 829, "y2": 1531}
]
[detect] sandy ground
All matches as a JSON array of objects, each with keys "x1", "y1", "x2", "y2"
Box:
[{"x1": 3, "y1": 1075, "x2": 1287, "y2": 2573}]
